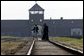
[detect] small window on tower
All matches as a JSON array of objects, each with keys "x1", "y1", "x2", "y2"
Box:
[
  {"x1": 39, "y1": 11, "x2": 43, "y2": 14},
  {"x1": 40, "y1": 19, "x2": 42, "y2": 22},
  {"x1": 34, "y1": 11, "x2": 39, "y2": 14},
  {"x1": 30, "y1": 11, "x2": 34, "y2": 14}
]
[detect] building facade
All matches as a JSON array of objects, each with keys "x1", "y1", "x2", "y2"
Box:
[{"x1": 1, "y1": 3, "x2": 83, "y2": 37}]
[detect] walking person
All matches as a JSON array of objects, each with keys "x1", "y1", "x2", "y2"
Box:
[{"x1": 32, "y1": 24, "x2": 39, "y2": 40}]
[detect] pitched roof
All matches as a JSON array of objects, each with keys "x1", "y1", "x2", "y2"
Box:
[{"x1": 29, "y1": 3, "x2": 44, "y2": 11}]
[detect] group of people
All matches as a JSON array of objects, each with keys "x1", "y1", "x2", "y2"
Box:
[{"x1": 32, "y1": 23, "x2": 49, "y2": 41}]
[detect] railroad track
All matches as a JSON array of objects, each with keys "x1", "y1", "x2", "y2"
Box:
[
  {"x1": 27, "y1": 38, "x2": 83, "y2": 55},
  {"x1": 1, "y1": 37, "x2": 83, "y2": 55}
]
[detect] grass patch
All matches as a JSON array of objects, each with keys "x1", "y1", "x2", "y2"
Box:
[
  {"x1": 1, "y1": 41, "x2": 24, "y2": 55},
  {"x1": 1, "y1": 36, "x2": 33, "y2": 55},
  {"x1": 1, "y1": 36, "x2": 17, "y2": 38},
  {"x1": 49, "y1": 37, "x2": 83, "y2": 51}
]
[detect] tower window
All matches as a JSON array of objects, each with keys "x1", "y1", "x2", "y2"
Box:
[
  {"x1": 30, "y1": 11, "x2": 43, "y2": 14},
  {"x1": 40, "y1": 19, "x2": 42, "y2": 22},
  {"x1": 30, "y1": 11, "x2": 34, "y2": 14},
  {"x1": 39, "y1": 11, "x2": 43, "y2": 14},
  {"x1": 34, "y1": 11, "x2": 39, "y2": 14}
]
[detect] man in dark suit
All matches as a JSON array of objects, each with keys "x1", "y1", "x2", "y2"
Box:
[{"x1": 42, "y1": 23, "x2": 49, "y2": 41}]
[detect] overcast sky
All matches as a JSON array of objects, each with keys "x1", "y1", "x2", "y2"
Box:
[{"x1": 1, "y1": 1, "x2": 83, "y2": 20}]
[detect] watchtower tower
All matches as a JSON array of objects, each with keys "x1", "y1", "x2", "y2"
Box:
[{"x1": 29, "y1": 3, "x2": 44, "y2": 26}]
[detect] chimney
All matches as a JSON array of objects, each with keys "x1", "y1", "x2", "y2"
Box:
[
  {"x1": 60, "y1": 17, "x2": 63, "y2": 20},
  {"x1": 50, "y1": 17, "x2": 52, "y2": 20}
]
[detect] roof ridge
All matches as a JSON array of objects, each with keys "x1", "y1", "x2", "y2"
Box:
[{"x1": 29, "y1": 3, "x2": 44, "y2": 11}]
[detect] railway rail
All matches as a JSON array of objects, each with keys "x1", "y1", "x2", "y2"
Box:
[{"x1": 27, "y1": 38, "x2": 83, "y2": 55}]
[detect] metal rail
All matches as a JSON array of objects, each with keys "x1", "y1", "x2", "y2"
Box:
[
  {"x1": 27, "y1": 40, "x2": 35, "y2": 55},
  {"x1": 48, "y1": 40, "x2": 83, "y2": 55},
  {"x1": 26, "y1": 40, "x2": 83, "y2": 55}
]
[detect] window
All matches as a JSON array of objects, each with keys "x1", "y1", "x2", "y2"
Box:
[
  {"x1": 30, "y1": 11, "x2": 43, "y2": 14},
  {"x1": 34, "y1": 11, "x2": 39, "y2": 14},
  {"x1": 30, "y1": 11, "x2": 34, "y2": 14},
  {"x1": 40, "y1": 19, "x2": 42, "y2": 22},
  {"x1": 71, "y1": 28, "x2": 82, "y2": 36},
  {"x1": 39, "y1": 11, "x2": 43, "y2": 14}
]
